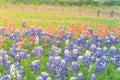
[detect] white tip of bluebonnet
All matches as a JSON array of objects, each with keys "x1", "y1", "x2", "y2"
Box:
[
  {"x1": 36, "y1": 76, "x2": 43, "y2": 80},
  {"x1": 47, "y1": 77, "x2": 52, "y2": 80},
  {"x1": 85, "y1": 50, "x2": 91, "y2": 56},
  {"x1": 117, "y1": 67, "x2": 120, "y2": 72},
  {"x1": 78, "y1": 73, "x2": 83, "y2": 76},
  {"x1": 55, "y1": 56, "x2": 61, "y2": 60},
  {"x1": 41, "y1": 72, "x2": 49, "y2": 76},
  {"x1": 110, "y1": 46, "x2": 116, "y2": 50},
  {"x1": 70, "y1": 77, "x2": 76, "y2": 80},
  {"x1": 77, "y1": 56, "x2": 83, "y2": 61},
  {"x1": 61, "y1": 59, "x2": 66, "y2": 65},
  {"x1": 65, "y1": 39, "x2": 70, "y2": 45},
  {"x1": 103, "y1": 47, "x2": 107, "y2": 50}
]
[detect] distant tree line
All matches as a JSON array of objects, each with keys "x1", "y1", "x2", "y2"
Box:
[{"x1": 0, "y1": 0, "x2": 119, "y2": 6}]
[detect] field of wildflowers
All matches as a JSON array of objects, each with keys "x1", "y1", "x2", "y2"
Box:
[{"x1": 0, "y1": 22, "x2": 120, "y2": 80}]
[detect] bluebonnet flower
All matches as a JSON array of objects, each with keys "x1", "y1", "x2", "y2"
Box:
[
  {"x1": 72, "y1": 49, "x2": 80, "y2": 60},
  {"x1": 70, "y1": 77, "x2": 78, "y2": 80},
  {"x1": 0, "y1": 53, "x2": 12, "y2": 72},
  {"x1": 71, "y1": 62, "x2": 79, "y2": 72},
  {"x1": 47, "y1": 56, "x2": 68, "y2": 80},
  {"x1": 55, "y1": 48, "x2": 62, "y2": 56},
  {"x1": 109, "y1": 32, "x2": 118, "y2": 45},
  {"x1": 92, "y1": 34, "x2": 99, "y2": 46},
  {"x1": 60, "y1": 59, "x2": 68, "y2": 76},
  {"x1": 90, "y1": 44, "x2": 96, "y2": 52},
  {"x1": 109, "y1": 46, "x2": 117, "y2": 57},
  {"x1": 82, "y1": 51, "x2": 91, "y2": 67},
  {"x1": 32, "y1": 46, "x2": 45, "y2": 57},
  {"x1": 46, "y1": 39, "x2": 53, "y2": 46},
  {"x1": 78, "y1": 34, "x2": 87, "y2": 44},
  {"x1": 8, "y1": 30, "x2": 20, "y2": 40},
  {"x1": 29, "y1": 27, "x2": 36, "y2": 36},
  {"x1": 90, "y1": 74, "x2": 97, "y2": 80},
  {"x1": 63, "y1": 49, "x2": 73, "y2": 63},
  {"x1": 77, "y1": 56, "x2": 83, "y2": 62},
  {"x1": 77, "y1": 73, "x2": 85, "y2": 80},
  {"x1": 84, "y1": 40, "x2": 91, "y2": 48},
  {"x1": 72, "y1": 44, "x2": 80, "y2": 50},
  {"x1": 94, "y1": 47, "x2": 103, "y2": 58},
  {"x1": 0, "y1": 75, "x2": 11, "y2": 80},
  {"x1": 35, "y1": 35, "x2": 39, "y2": 45},
  {"x1": 88, "y1": 28, "x2": 93, "y2": 35},
  {"x1": 36, "y1": 27, "x2": 42, "y2": 34},
  {"x1": 25, "y1": 27, "x2": 36, "y2": 36},
  {"x1": 41, "y1": 72, "x2": 50, "y2": 80},
  {"x1": 56, "y1": 40, "x2": 62, "y2": 47},
  {"x1": 38, "y1": 31, "x2": 46, "y2": 40},
  {"x1": 22, "y1": 21, "x2": 26, "y2": 27},
  {"x1": 104, "y1": 37, "x2": 111, "y2": 46},
  {"x1": 110, "y1": 57, "x2": 116, "y2": 64},
  {"x1": 54, "y1": 56, "x2": 62, "y2": 66},
  {"x1": 95, "y1": 62, "x2": 107, "y2": 73},
  {"x1": 7, "y1": 48, "x2": 28, "y2": 62},
  {"x1": 66, "y1": 42, "x2": 74, "y2": 50},
  {"x1": 39, "y1": 46, "x2": 44, "y2": 57},
  {"x1": 15, "y1": 38, "x2": 21, "y2": 44},
  {"x1": 95, "y1": 58, "x2": 100, "y2": 64},
  {"x1": 65, "y1": 32, "x2": 72, "y2": 40},
  {"x1": 91, "y1": 56, "x2": 96, "y2": 63},
  {"x1": 49, "y1": 45, "x2": 61, "y2": 56},
  {"x1": 9, "y1": 64, "x2": 24, "y2": 80},
  {"x1": 30, "y1": 60, "x2": 40, "y2": 71},
  {"x1": 31, "y1": 46, "x2": 39, "y2": 57},
  {"x1": 116, "y1": 55, "x2": 120, "y2": 67},
  {"x1": 102, "y1": 47, "x2": 108, "y2": 54},
  {"x1": 36, "y1": 76, "x2": 43, "y2": 80},
  {"x1": 95, "y1": 56, "x2": 108, "y2": 73}
]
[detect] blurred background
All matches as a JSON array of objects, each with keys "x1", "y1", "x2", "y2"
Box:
[
  {"x1": 0, "y1": 0, "x2": 119, "y2": 28},
  {"x1": 0, "y1": 0, "x2": 119, "y2": 17}
]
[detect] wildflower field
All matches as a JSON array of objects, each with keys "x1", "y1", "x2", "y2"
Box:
[{"x1": 0, "y1": 9, "x2": 120, "y2": 80}]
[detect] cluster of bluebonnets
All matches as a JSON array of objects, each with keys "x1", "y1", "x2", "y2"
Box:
[{"x1": 0, "y1": 26, "x2": 120, "y2": 80}]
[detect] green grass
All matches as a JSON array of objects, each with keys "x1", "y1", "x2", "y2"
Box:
[{"x1": 0, "y1": 9, "x2": 120, "y2": 29}]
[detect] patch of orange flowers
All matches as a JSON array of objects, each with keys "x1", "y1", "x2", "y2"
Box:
[
  {"x1": 0, "y1": 36, "x2": 6, "y2": 46},
  {"x1": 0, "y1": 36, "x2": 6, "y2": 42}
]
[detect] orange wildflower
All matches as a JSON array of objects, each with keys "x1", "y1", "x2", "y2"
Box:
[
  {"x1": 57, "y1": 28, "x2": 62, "y2": 37},
  {"x1": 45, "y1": 35, "x2": 50, "y2": 39},
  {"x1": 18, "y1": 38, "x2": 25, "y2": 48},
  {"x1": 31, "y1": 36, "x2": 35, "y2": 42},
  {"x1": 0, "y1": 36, "x2": 6, "y2": 42}
]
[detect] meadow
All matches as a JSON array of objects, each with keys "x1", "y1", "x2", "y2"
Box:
[
  {"x1": 0, "y1": 6, "x2": 120, "y2": 80},
  {"x1": 0, "y1": 6, "x2": 120, "y2": 28}
]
